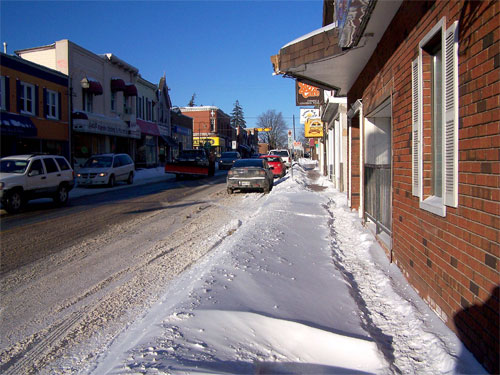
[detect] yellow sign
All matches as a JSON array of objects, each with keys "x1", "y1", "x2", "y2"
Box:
[
  {"x1": 304, "y1": 118, "x2": 323, "y2": 138},
  {"x1": 255, "y1": 128, "x2": 272, "y2": 132},
  {"x1": 193, "y1": 137, "x2": 221, "y2": 147}
]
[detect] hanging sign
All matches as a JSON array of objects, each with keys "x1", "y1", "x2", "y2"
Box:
[
  {"x1": 304, "y1": 118, "x2": 324, "y2": 138},
  {"x1": 300, "y1": 108, "x2": 320, "y2": 124},
  {"x1": 296, "y1": 82, "x2": 323, "y2": 106}
]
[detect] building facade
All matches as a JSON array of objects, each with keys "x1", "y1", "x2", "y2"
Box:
[
  {"x1": 272, "y1": 1, "x2": 499, "y2": 372},
  {"x1": 1, "y1": 52, "x2": 70, "y2": 159},
  {"x1": 171, "y1": 108, "x2": 193, "y2": 157},
  {"x1": 16, "y1": 40, "x2": 140, "y2": 168},
  {"x1": 180, "y1": 106, "x2": 234, "y2": 155},
  {"x1": 135, "y1": 76, "x2": 159, "y2": 167}
]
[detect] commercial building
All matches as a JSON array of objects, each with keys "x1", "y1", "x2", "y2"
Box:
[
  {"x1": 1, "y1": 52, "x2": 70, "y2": 159},
  {"x1": 272, "y1": 1, "x2": 499, "y2": 372},
  {"x1": 16, "y1": 40, "x2": 140, "y2": 168},
  {"x1": 179, "y1": 106, "x2": 234, "y2": 155}
]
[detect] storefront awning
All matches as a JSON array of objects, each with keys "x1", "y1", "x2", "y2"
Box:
[
  {"x1": 124, "y1": 83, "x2": 138, "y2": 97},
  {"x1": 137, "y1": 119, "x2": 160, "y2": 136},
  {"x1": 271, "y1": 1, "x2": 402, "y2": 96},
  {"x1": 81, "y1": 77, "x2": 103, "y2": 95},
  {"x1": 0, "y1": 112, "x2": 37, "y2": 137},
  {"x1": 111, "y1": 77, "x2": 126, "y2": 92},
  {"x1": 161, "y1": 135, "x2": 178, "y2": 147}
]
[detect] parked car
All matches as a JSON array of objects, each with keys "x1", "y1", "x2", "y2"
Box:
[
  {"x1": 227, "y1": 158, "x2": 274, "y2": 194},
  {"x1": 260, "y1": 154, "x2": 286, "y2": 178},
  {"x1": 77, "y1": 153, "x2": 134, "y2": 187},
  {"x1": 0, "y1": 154, "x2": 74, "y2": 213},
  {"x1": 218, "y1": 151, "x2": 241, "y2": 170},
  {"x1": 269, "y1": 149, "x2": 292, "y2": 168}
]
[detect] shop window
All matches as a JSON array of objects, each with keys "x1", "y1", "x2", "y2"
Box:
[
  {"x1": 412, "y1": 18, "x2": 459, "y2": 216},
  {"x1": 111, "y1": 91, "x2": 116, "y2": 112}
]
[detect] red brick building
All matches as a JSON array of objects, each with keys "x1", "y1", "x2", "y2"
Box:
[
  {"x1": 1, "y1": 52, "x2": 70, "y2": 159},
  {"x1": 272, "y1": 1, "x2": 499, "y2": 372},
  {"x1": 179, "y1": 106, "x2": 234, "y2": 155}
]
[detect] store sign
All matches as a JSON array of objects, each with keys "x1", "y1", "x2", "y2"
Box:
[
  {"x1": 73, "y1": 113, "x2": 130, "y2": 137},
  {"x1": 296, "y1": 82, "x2": 323, "y2": 106},
  {"x1": 304, "y1": 118, "x2": 324, "y2": 138},
  {"x1": 193, "y1": 137, "x2": 221, "y2": 147},
  {"x1": 300, "y1": 108, "x2": 320, "y2": 124}
]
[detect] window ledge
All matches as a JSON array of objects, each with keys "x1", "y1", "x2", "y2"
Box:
[{"x1": 420, "y1": 196, "x2": 446, "y2": 217}]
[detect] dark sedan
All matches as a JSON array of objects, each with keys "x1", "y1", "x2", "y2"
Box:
[
  {"x1": 218, "y1": 151, "x2": 241, "y2": 170},
  {"x1": 226, "y1": 159, "x2": 274, "y2": 194}
]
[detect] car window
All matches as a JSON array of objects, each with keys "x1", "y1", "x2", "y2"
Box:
[
  {"x1": 113, "y1": 156, "x2": 121, "y2": 168},
  {"x1": 221, "y1": 152, "x2": 238, "y2": 158},
  {"x1": 264, "y1": 156, "x2": 281, "y2": 163},
  {"x1": 233, "y1": 159, "x2": 264, "y2": 168},
  {"x1": 119, "y1": 154, "x2": 133, "y2": 165},
  {"x1": 43, "y1": 157, "x2": 59, "y2": 173},
  {"x1": 55, "y1": 157, "x2": 71, "y2": 171},
  {"x1": 0, "y1": 160, "x2": 29, "y2": 173},
  {"x1": 84, "y1": 156, "x2": 112, "y2": 168},
  {"x1": 28, "y1": 159, "x2": 45, "y2": 176}
]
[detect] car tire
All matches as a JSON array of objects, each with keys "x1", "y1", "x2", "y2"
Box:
[
  {"x1": 54, "y1": 184, "x2": 69, "y2": 206},
  {"x1": 4, "y1": 189, "x2": 24, "y2": 214},
  {"x1": 108, "y1": 175, "x2": 115, "y2": 187},
  {"x1": 127, "y1": 172, "x2": 134, "y2": 185}
]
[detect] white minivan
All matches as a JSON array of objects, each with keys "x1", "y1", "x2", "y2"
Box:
[{"x1": 77, "y1": 153, "x2": 135, "y2": 187}]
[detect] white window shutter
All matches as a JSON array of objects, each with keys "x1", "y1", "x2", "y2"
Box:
[
  {"x1": 412, "y1": 58, "x2": 420, "y2": 197},
  {"x1": 444, "y1": 21, "x2": 459, "y2": 207}
]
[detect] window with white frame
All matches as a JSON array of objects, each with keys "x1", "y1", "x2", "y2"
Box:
[
  {"x1": 20, "y1": 82, "x2": 35, "y2": 115},
  {"x1": 83, "y1": 90, "x2": 93, "y2": 112},
  {"x1": 136, "y1": 96, "x2": 143, "y2": 119},
  {"x1": 412, "y1": 18, "x2": 459, "y2": 216},
  {"x1": 46, "y1": 89, "x2": 59, "y2": 119},
  {"x1": 111, "y1": 91, "x2": 116, "y2": 112}
]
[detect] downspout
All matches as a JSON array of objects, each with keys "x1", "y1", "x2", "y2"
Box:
[{"x1": 359, "y1": 103, "x2": 364, "y2": 219}]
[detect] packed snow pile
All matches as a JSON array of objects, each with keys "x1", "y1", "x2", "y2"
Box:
[{"x1": 85, "y1": 159, "x2": 484, "y2": 375}]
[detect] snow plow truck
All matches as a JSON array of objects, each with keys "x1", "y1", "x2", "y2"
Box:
[{"x1": 165, "y1": 149, "x2": 215, "y2": 179}]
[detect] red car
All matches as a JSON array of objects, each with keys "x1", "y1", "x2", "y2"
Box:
[{"x1": 260, "y1": 155, "x2": 286, "y2": 178}]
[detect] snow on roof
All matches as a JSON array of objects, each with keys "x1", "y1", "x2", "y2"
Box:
[{"x1": 281, "y1": 22, "x2": 337, "y2": 49}]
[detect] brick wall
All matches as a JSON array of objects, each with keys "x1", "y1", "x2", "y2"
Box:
[{"x1": 348, "y1": 1, "x2": 499, "y2": 372}]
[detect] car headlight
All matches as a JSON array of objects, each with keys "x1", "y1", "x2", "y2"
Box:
[
  {"x1": 76, "y1": 173, "x2": 82, "y2": 178},
  {"x1": 99, "y1": 172, "x2": 107, "y2": 177}
]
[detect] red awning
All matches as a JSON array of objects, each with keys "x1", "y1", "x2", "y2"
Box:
[
  {"x1": 81, "y1": 77, "x2": 103, "y2": 95},
  {"x1": 124, "y1": 83, "x2": 138, "y2": 97},
  {"x1": 136, "y1": 119, "x2": 160, "y2": 136},
  {"x1": 111, "y1": 77, "x2": 126, "y2": 92},
  {"x1": 72, "y1": 111, "x2": 89, "y2": 120}
]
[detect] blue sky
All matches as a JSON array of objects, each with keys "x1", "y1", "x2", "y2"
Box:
[{"x1": 1, "y1": 0, "x2": 323, "y2": 128}]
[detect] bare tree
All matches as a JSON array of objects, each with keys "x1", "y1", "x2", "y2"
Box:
[{"x1": 257, "y1": 110, "x2": 288, "y2": 149}]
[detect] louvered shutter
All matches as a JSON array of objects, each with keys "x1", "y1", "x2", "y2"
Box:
[
  {"x1": 58, "y1": 92, "x2": 62, "y2": 120},
  {"x1": 444, "y1": 21, "x2": 459, "y2": 207},
  {"x1": 5, "y1": 77, "x2": 10, "y2": 111},
  {"x1": 35, "y1": 85, "x2": 39, "y2": 116},
  {"x1": 412, "y1": 58, "x2": 420, "y2": 197},
  {"x1": 16, "y1": 79, "x2": 22, "y2": 112},
  {"x1": 43, "y1": 88, "x2": 48, "y2": 118}
]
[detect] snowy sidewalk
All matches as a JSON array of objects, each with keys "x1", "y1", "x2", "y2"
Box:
[{"x1": 89, "y1": 160, "x2": 484, "y2": 375}]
